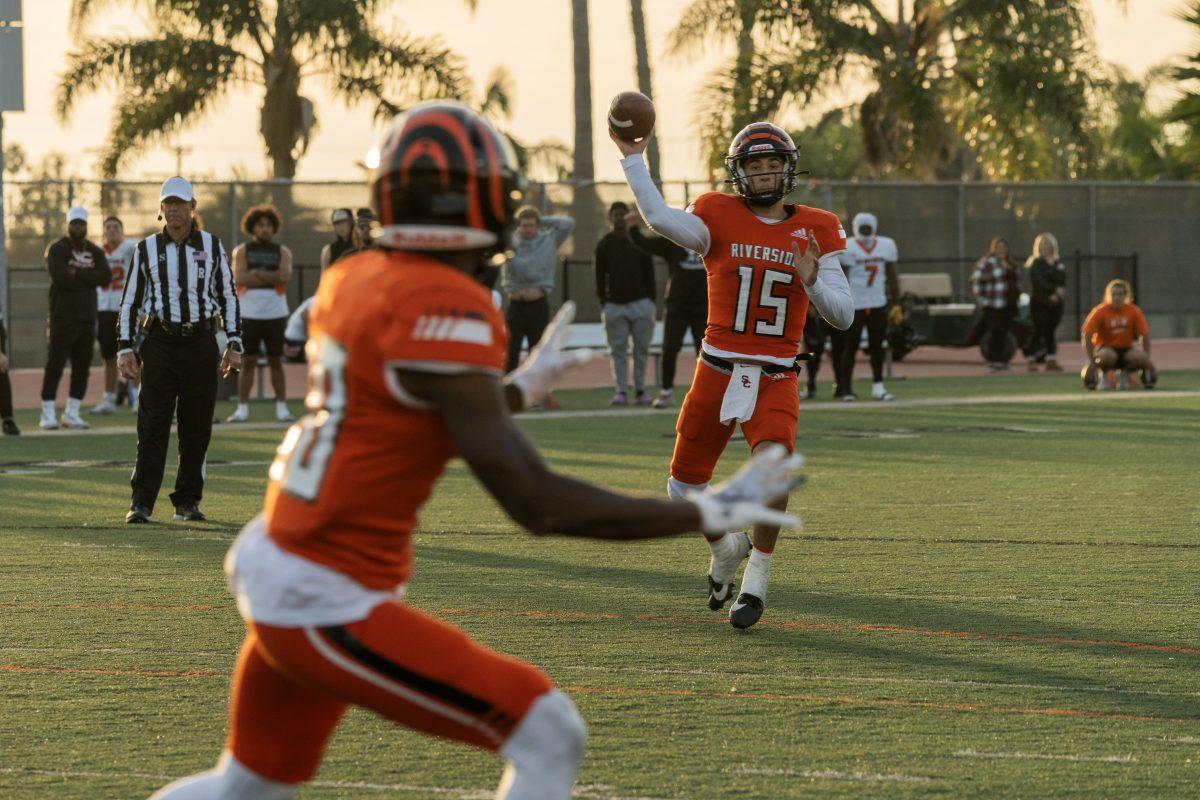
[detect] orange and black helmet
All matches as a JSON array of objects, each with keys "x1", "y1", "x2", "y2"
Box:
[
  {"x1": 724, "y1": 122, "x2": 801, "y2": 206},
  {"x1": 370, "y1": 101, "x2": 520, "y2": 252}
]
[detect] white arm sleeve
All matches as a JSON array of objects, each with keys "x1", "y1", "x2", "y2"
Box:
[
  {"x1": 805, "y1": 254, "x2": 854, "y2": 330},
  {"x1": 620, "y1": 155, "x2": 711, "y2": 256}
]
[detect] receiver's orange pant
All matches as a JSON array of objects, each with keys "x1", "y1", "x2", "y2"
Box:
[
  {"x1": 225, "y1": 600, "x2": 553, "y2": 784},
  {"x1": 671, "y1": 360, "x2": 799, "y2": 486}
]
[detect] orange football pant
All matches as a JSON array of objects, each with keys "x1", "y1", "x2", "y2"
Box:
[
  {"x1": 225, "y1": 600, "x2": 554, "y2": 784},
  {"x1": 671, "y1": 359, "x2": 799, "y2": 486}
]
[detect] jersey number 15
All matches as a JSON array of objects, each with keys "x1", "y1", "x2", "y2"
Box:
[{"x1": 733, "y1": 265, "x2": 794, "y2": 337}]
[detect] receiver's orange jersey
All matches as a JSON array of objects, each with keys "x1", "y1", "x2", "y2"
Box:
[
  {"x1": 690, "y1": 192, "x2": 846, "y2": 361},
  {"x1": 1082, "y1": 302, "x2": 1148, "y2": 350},
  {"x1": 263, "y1": 250, "x2": 506, "y2": 590}
]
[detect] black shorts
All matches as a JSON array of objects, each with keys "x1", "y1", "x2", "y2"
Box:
[
  {"x1": 1110, "y1": 347, "x2": 1131, "y2": 370},
  {"x1": 97, "y1": 311, "x2": 120, "y2": 359},
  {"x1": 242, "y1": 317, "x2": 288, "y2": 358}
]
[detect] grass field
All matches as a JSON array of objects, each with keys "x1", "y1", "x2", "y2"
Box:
[{"x1": 2, "y1": 371, "x2": 1199, "y2": 799}]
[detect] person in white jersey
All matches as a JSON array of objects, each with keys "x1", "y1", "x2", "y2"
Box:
[
  {"x1": 228, "y1": 204, "x2": 294, "y2": 422},
  {"x1": 93, "y1": 216, "x2": 139, "y2": 414},
  {"x1": 834, "y1": 212, "x2": 899, "y2": 401}
]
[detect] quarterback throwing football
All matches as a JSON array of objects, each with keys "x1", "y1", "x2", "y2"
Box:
[
  {"x1": 149, "y1": 102, "x2": 803, "y2": 800},
  {"x1": 613, "y1": 123, "x2": 853, "y2": 629}
]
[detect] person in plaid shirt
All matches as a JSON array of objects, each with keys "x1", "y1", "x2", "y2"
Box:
[{"x1": 972, "y1": 237, "x2": 1021, "y2": 371}]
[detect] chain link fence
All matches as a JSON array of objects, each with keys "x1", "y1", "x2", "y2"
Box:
[{"x1": 3, "y1": 178, "x2": 1197, "y2": 367}]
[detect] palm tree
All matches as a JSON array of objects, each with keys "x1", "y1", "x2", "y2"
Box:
[
  {"x1": 1168, "y1": 1, "x2": 1200, "y2": 173},
  {"x1": 570, "y1": 0, "x2": 594, "y2": 185},
  {"x1": 478, "y1": 67, "x2": 574, "y2": 182},
  {"x1": 670, "y1": 0, "x2": 1106, "y2": 180},
  {"x1": 58, "y1": 0, "x2": 473, "y2": 179},
  {"x1": 629, "y1": 0, "x2": 662, "y2": 185}
]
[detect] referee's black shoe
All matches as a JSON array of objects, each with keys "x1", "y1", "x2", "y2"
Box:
[
  {"x1": 125, "y1": 504, "x2": 153, "y2": 524},
  {"x1": 173, "y1": 503, "x2": 207, "y2": 522}
]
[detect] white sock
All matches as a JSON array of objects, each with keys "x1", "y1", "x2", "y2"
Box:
[
  {"x1": 497, "y1": 690, "x2": 586, "y2": 800},
  {"x1": 237, "y1": 402, "x2": 250, "y2": 415},
  {"x1": 150, "y1": 752, "x2": 295, "y2": 800},
  {"x1": 103, "y1": 391, "x2": 116, "y2": 402},
  {"x1": 67, "y1": 398, "x2": 82, "y2": 415},
  {"x1": 873, "y1": 381, "x2": 885, "y2": 394},
  {"x1": 739, "y1": 547, "x2": 773, "y2": 601},
  {"x1": 275, "y1": 400, "x2": 290, "y2": 415},
  {"x1": 42, "y1": 400, "x2": 56, "y2": 417}
]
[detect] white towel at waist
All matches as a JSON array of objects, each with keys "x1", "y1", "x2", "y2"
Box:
[{"x1": 719, "y1": 363, "x2": 762, "y2": 425}]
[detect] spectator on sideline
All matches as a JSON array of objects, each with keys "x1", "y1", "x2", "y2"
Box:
[
  {"x1": 40, "y1": 206, "x2": 112, "y2": 430},
  {"x1": 801, "y1": 305, "x2": 828, "y2": 400},
  {"x1": 353, "y1": 207, "x2": 376, "y2": 250},
  {"x1": 971, "y1": 236, "x2": 1021, "y2": 372},
  {"x1": 1080, "y1": 279, "x2": 1156, "y2": 390},
  {"x1": 595, "y1": 201, "x2": 656, "y2": 405},
  {"x1": 626, "y1": 209, "x2": 706, "y2": 408},
  {"x1": 116, "y1": 176, "x2": 242, "y2": 524},
  {"x1": 319, "y1": 208, "x2": 357, "y2": 270},
  {"x1": 0, "y1": 310, "x2": 17, "y2": 435},
  {"x1": 1025, "y1": 232, "x2": 1067, "y2": 371},
  {"x1": 229, "y1": 204, "x2": 294, "y2": 423},
  {"x1": 92, "y1": 216, "x2": 138, "y2": 414},
  {"x1": 503, "y1": 206, "x2": 574, "y2": 374}
]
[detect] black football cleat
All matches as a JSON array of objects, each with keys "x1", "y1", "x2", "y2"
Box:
[
  {"x1": 125, "y1": 504, "x2": 152, "y2": 524},
  {"x1": 729, "y1": 593, "x2": 764, "y2": 629},
  {"x1": 708, "y1": 575, "x2": 736, "y2": 611},
  {"x1": 173, "y1": 503, "x2": 207, "y2": 522},
  {"x1": 2, "y1": 418, "x2": 19, "y2": 436}
]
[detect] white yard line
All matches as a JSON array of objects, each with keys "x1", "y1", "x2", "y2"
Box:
[
  {"x1": 732, "y1": 766, "x2": 932, "y2": 783},
  {"x1": 953, "y1": 749, "x2": 1136, "y2": 763},
  {"x1": 0, "y1": 768, "x2": 682, "y2": 800},
  {"x1": 11, "y1": 389, "x2": 1199, "y2": 438},
  {"x1": 1148, "y1": 736, "x2": 1200, "y2": 744},
  {"x1": 548, "y1": 664, "x2": 1198, "y2": 699},
  {"x1": 796, "y1": 589, "x2": 1200, "y2": 611}
]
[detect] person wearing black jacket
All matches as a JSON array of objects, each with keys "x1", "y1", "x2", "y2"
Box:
[
  {"x1": 1024, "y1": 232, "x2": 1067, "y2": 371},
  {"x1": 39, "y1": 206, "x2": 112, "y2": 430},
  {"x1": 595, "y1": 202, "x2": 657, "y2": 405},
  {"x1": 0, "y1": 310, "x2": 17, "y2": 435},
  {"x1": 626, "y1": 209, "x2": 706, "y2": 408}
]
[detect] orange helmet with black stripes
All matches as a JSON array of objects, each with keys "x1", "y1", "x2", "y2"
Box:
[
  {"x1": 370, "y1": 101, "x2": 520, "y2": 253},
  {"x1": 724, "y1": 122, "x2": 801, "y2": 206}
]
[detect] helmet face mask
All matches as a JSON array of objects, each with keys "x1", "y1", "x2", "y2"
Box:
[
  {"x1": 370, "y1": 100, "x2": 521, "y2": 256},
  {"x1": 725, "y1": 122, "x2": 801, "y2": 206}
]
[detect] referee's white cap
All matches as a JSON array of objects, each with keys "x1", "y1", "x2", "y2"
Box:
[{"x1": 160, "y1": 176, "x2": 195, "y2": 202}]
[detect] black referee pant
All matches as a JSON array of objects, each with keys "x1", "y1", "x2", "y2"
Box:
[
  {"x1": 41, "y1": 317, "x2": 95, "y2": 401},
  {"x1": 0, "y1": 323, "x2": 14, "y2": 420},
  {"x1": 131, "y1": 329, "x2": 219, "y2": 512}
]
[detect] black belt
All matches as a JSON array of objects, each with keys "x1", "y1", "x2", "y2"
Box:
[
  {"x1": 149, "y1": 318, "x2": 215, "y2": 337},
  {"x1": 700, "y1": 351, "x2": 800, "y2": 375}
]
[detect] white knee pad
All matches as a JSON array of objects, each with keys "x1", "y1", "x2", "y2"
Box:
[
  {"x1": 149, "y1": 752, "x2": 296, "y2": 800},
  {"x1": 667, "y1": 476, "x2": 708, "y2": 500},
  {"x1": 498, "y1": 690, "x2": 587, "y2": 800}
]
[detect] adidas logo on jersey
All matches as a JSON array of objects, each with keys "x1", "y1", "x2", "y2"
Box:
[
  {"x1": 789, "y1": 229, "x2": 808, "y2": 239},
  {"x1": 413, "y1": 315, "x2": 493, "y2": 346}
]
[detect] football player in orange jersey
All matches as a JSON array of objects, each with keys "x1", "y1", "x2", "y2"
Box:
[
  {"x1": 612, "y1": 121, "x2": 854, "y2": 629},
  {"x1": 149, "y1": 102, "x2": 805, "y2": 800}
]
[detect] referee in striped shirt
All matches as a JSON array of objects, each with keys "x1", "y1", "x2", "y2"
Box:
[{"x1": 116, "y1": 177, "x2": 243, "y2": 524}]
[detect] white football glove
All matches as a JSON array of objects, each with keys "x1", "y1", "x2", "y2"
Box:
[
  {"x1": 508, "y1": 301, "x2": 595, "y2": 407},
  {"x1": 688, "y1": 444, "x2": 805, "y2": 534}
]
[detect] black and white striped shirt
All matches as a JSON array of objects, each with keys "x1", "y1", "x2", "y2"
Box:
[{"x1": 116, "y1": 225, "x2": 241, "y2": 352}]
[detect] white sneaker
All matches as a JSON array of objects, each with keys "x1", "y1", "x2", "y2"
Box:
[
  {"x1": 91, "y1": 399, "x2": 117, "y2": 415},
  {"x1": 275, "y1": 403, "x2": 295, "y2": 422},
  {"x1": 39, "y1": 412, "x2": 59, "y2": 430},
  {"x1": 227, "y1": 405, "x2": 250, "y2": 423},
  {"x1": 872, "y1": 387, "x2": 895, "y2": 402},
  {"x1": 60, "y1": 411, "x2": 90, "y2": 429}
]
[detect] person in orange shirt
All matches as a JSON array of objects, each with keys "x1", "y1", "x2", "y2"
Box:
[
  {"x1": 148, "y1": 102, "x2": 804, "y2": 800},
  {"x1": 615, "y1": 120, "x2": 853, "y2": 628},
  {"x1": 1080, "y1": 279, "x2": 1156, "y2": 389}
]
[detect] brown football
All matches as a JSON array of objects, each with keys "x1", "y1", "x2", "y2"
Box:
[{"x1": 608, "y1": 91, "x2": 655, "y2": 143}]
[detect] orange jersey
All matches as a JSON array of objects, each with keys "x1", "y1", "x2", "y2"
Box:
[
  {"x1": 1082, "y1": 302, "x2": 1148, "y2": 350},
  {"x1": 690, "y1": 192, "x2": 846, "y2": 362},
  {"x1": 264, "y1": 250, "x2": 506, "y2": 590}
]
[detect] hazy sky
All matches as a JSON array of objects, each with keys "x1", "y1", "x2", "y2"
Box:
[{"x1": 2, "y1": 0, "x2": 1195, "y2": 183}]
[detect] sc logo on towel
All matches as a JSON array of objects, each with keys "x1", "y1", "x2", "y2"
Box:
[{"x1": 741, "y1": 375, "x2": 753, "y2": 388}]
